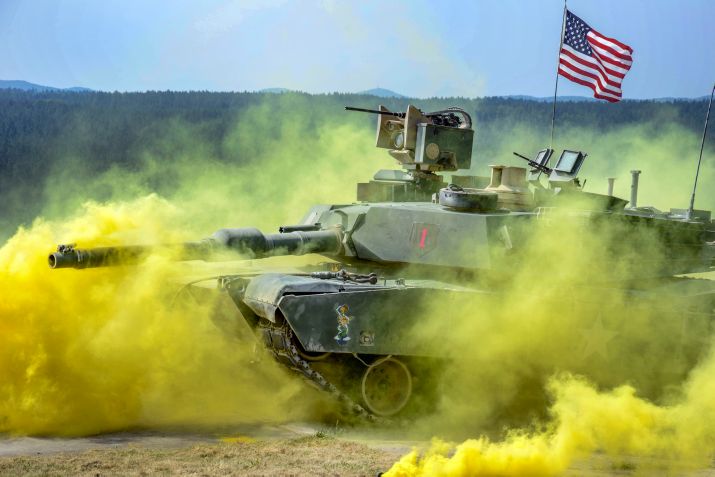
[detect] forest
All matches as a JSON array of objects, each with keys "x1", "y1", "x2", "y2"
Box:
[{"x1": 0, "y1": 89, "x2": 711, "y2": 239}]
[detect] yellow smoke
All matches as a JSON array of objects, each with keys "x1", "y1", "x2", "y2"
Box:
[
  {"x1": 40, "y1": 94, "x2": 379, "y2": 232},
  {"x1": 2, "y1": 93, "x2": 714, "y2": 477},
  {"x1": 386, "y1": 200, "x2": 715, "y2": 474},
  {"x1": 0, "y1": 195, "x2": 328, "y2": 436},
  {"x1": 387, "y1": 368, "x2": 715, "y2": 476},
  {"x1": 0, "y1": 97, "x2": 380, "y2": 437}
]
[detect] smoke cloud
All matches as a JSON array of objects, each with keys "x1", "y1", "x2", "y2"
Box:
[
  {"x1": 0, "y1": 96, "x2": 378, "y2": 435},
  {"x1": 0, "y1": 94, "x2": 714, "y2": 477},
  {"x1": 384, "y1": 177, "x2": 715, "y2": 474}
]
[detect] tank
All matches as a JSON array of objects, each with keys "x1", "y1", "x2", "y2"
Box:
[{"x1": 49, "y1": 104, "x2": 715, "y2": 418}]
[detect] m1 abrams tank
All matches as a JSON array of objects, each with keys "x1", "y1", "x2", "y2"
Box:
[{"x1": 48, "y1": 104, "x2": 715, "y2": 419}]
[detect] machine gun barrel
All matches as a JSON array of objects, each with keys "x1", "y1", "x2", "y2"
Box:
[
  {"x1": 512, "y1": 151, "x2": 553, "y2": 174},
  {"x1": 344, "y1": 106, "x2": 406, "y2": 118},
  {"x1": 346, "y1": 105, "x2": 471, "y2": 129},
  {"x1": 49, "y1": 227, "x2": 343, "y2": 269}
]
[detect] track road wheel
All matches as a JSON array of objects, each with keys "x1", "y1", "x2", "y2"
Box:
[{"x1": 360, "y1": 357, "x2": 412, "y2": 417}]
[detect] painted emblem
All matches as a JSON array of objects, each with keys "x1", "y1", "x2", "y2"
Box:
[
  {"x1": 334, "y1": 304, "x2": 352, "y2": 345},
  {"x1": 359, "y1": 330, "x2": 375, "y2": 347},
  {"x1": 410, "y1": 223, "x2": 439, "y2": 255}
]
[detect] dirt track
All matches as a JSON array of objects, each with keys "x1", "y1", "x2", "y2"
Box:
[
  {"x1": 0, "y1": 423, "x2": 406, "y2": 476},
  {"x1": 1, "y1": 424, "x2": 713, "y2": 476},
  {"x1": 0, "y1": 423, "x2": 318, "y2": 456}
]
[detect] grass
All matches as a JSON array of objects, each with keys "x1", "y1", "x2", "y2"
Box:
[{"x1": 0, "y1": 436, "x2": 395, "y2": 476}]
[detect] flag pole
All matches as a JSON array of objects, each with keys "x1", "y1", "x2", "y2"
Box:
[
  {"x1": 685, "y1": 83, "x2": 715, "y2": 221},
  {"x1": 550, "y1": 0, "x2": 568, "y2": 149}
]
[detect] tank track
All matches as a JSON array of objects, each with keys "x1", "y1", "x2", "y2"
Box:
[{"x1": 259, "y1": 322, "x2": 385, "y2": 423}]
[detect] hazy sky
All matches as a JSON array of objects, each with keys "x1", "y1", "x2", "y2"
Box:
[{"x1": 1, "y1": 0, "x2": 713, "y2": 98}]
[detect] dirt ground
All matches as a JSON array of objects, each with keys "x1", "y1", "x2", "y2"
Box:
[
  {"x1": 0, "y1": 436, "x2": 395, "y2": 476},
  {"x1": 0, "y1": 423, "x2": 404, "y2": 476},
  {"x1": 0, "y1": 424, "x2": 713, "y2": 476}
]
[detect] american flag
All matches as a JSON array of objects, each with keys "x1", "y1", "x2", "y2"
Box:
[{"x1": 558, "y1": 10, "x2": 633, "y2": 102}]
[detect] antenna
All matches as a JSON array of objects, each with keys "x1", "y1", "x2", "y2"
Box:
[{"x1": 686, "y1": 83, "x2": 715, "y2": 221}]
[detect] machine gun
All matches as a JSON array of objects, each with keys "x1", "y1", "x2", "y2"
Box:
[
  {"x1": 345, "y1": 104, "x2": 475, "y2": 174},
  {"x1": 49, "y1": 227, "x2": 343, "y2": 269},
  {"x1": 512, "y1": 151, "x2": 553, "y2": 175},
  {"x1": 345, "y1": 106, "x2": 472, "y2": 129}
]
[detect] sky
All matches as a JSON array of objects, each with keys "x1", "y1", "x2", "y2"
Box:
[{"x1": 0, "y1": 0, "x2": 713, "y2": 99}]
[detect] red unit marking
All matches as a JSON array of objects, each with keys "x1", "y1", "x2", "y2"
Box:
[{"x1": 419, "y1": 228, "x2": 428, "y2": 249}]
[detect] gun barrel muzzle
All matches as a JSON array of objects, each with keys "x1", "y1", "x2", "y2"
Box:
[
  {"x1": 48, "y1": 247, "x2": 79, "y2": 269},
  {"x1": 48, "y1": 244, "x2": 162, "y2": 269}
]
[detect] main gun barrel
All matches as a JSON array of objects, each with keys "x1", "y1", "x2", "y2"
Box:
[{"x1": 49, "y1": 227, "x2": 343, "y2": 269}]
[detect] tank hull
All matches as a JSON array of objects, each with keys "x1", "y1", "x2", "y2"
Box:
[{"x1": 211, "y1": 269, "x2": 715, "y2": 419}]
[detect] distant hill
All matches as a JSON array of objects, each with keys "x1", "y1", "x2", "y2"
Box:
[
  {"x1": 649, "y1": 96, "x2": 710, "y2": 102},
  {"x1": 65, "y1": 86, "x2": 93, "y2": 92},
  {"x1": 2, "y1": 81, "x2": 706, "y2": 100},
  {"x1": 0, "y1": 80, "x2": 92, "y2": 92},
  {"x1": 358, "y1": 88, "x2": 405, "y2": 98},
  {"x1": 259, "y1": 87, "x2": 406, "y2": 98}
]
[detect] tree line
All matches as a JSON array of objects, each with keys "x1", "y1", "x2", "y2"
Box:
[{"x1": 0, "y1": 89, "x2": 709, "y2": 235}]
